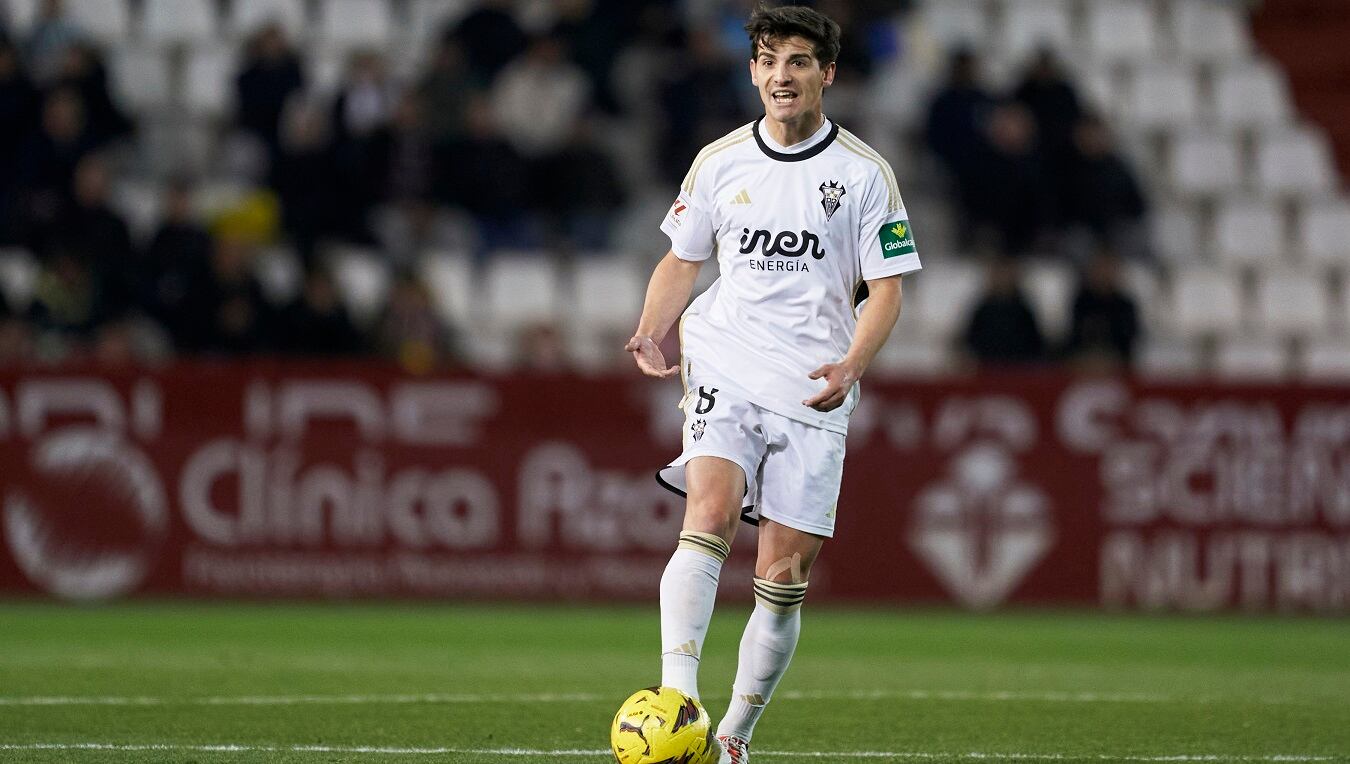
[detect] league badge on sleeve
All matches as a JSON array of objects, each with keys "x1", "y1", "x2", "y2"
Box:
[
  {"x1": 880, "y1": 220, "x2": 917, "y2": 258},
  {"x1": 819, "y1": 180, "x2": 846, "y2": 221}
]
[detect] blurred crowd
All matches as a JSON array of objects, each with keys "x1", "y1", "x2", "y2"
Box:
[{"x1": 0, "y1": 0, "x2": 1147, "y2": 373}]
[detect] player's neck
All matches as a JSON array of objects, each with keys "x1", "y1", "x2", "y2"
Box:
[{"x1": 762, "y1": 111, "x2": 826, "y2": 149}]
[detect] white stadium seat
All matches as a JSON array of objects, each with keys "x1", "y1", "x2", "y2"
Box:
[
  {"x1": 1301, "y1": 339, "x2": 1350, "y2": 381},
  {"x1": 66, "y1": 0, "x2": 131, "y2": 44},
  {"x1": 110, "y1": 48, "x2": 171, "y2": 111},
  {"x1": 183, "y1": 46, "x2": 238, "y2": 118},
  {"x1": 999, "y1": 0, "x2": 1073, "y2": 59},
  {"x1": 1169, "y1": 132, "x2": 1242, "y2": 196},
  {"x1": 571, "y1": 257, "x2": 643, "y2": 333},
  {"x1": 107, "y1": 178, "x2": 162, "y2": 243},
  {"x1": 3, "y1": 0, "x2": 38, "y2": 34},
  {"x1": 419, "y1": 250, "x2": 477, "y2": 329},
  {"x1": 1084, "y1": 0, "x2": 1157, "y2": 63},
  {"x1": 1122, "y1": 62, "x2": 1200, "y2": 130},
  {"x1": 318, "y1": 0, "x2": 393, "y2": 49},
  {"x1": 141, "y1": 0, "x2": 217, "y2": 45},
  {"x1": 253, "y1": 246, "x2": 304, "y2": 305},
  {"x1": 483, "y1": 255, "x2": 562, "y2": 330},
  {"x1": 408, "y1": 0, "x2": 475, "y2": 40},
  {"x1": 229, "y1": 0, "x2": 308, "y2": 39},
  {"x1": 1255, "y1": 130, "x2": 1335, "y2": 197},
  {"x1": 1025, "y1": 260, "x2": 1074, "y2": 340},
  {"x1": 905, "y1": 259, "x2": 982, "y2": 340},
  {"x1": 1150, "y1": 205, "x2": 1205, "y2": 262},
  {"x1": 0, "y1": 248, "x2": 39, "y2": 313},
  {"x1": 1299, "y1": 200, "x2": 1350, "y2": 266},
  {"x1": 1169, "y1": 268, "x2": 1243, "y2": 337},
  {"x1": 916, "y1": 1, "x2": 989, "y2": 49},
  {"x1": 1213, "y1": 60, "x2": 1293, "y2": 130},
  {"x1": 1213, "y1": 198, "x2": 1284, "y2": 266},
  {"x1": 1123, "y1": 261, "x2": 1163, "y2": 333},
  {"x1": 872, "y1": 336, "x2": 950, "y2": 377},
  {"x1": 330, "y1": 245, "x2": 392, "y2": 325},
  {"x1": 1215, "y1": 338, "x2": 1289, "y2": 381},
  {"x1": 1137, "y1": 338, "x2": 1204, "y2": 380},
  {"x1": 1254, "y1": 269, "x2": 1330, "y2": 338},
  {"x1": 1173, "y1": 0, "x2": 1251, "y2": 61}
]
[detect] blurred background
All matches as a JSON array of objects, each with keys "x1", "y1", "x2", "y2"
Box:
[{"x1": 0, "y1": 0, "x2": 1345, "y2": 614}]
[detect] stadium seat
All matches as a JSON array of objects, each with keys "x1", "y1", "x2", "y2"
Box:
[
  {"x1": 109, "y1": 48, "x2": 172, "y2": 112},
  {"x1": 3, "y1": 0, "x2": 38, "y2": 34},
  {"x1": 1137, "y1": 338, "x2": 1203, "y2": 379},
  {"x1": 318, "y1": 0, "x2": 393, "y2": 50},
  {"x1": 1213, "y1": 198, "x2": 1284, "y2": 266},
  {"x1": 183, "y1": 46, "x2": 238, "y2": 119},
  {"x1": 1121, "y1": 62, "x2": 1200, "y2": 130},
  {"x1": 1253, "y1": 269, "x2": 1330, "y2": 338},
  {"x1": 107, "y1": 178, "x2": 162, "y2": 244},
  {"x1": 1168, "y1": 268, "x2": 1243, "y2": 337},
  {"x1": 141, "y1": 0, "x2": 217, "y2": 45},
  {"x1": 408, "y1": 0, "x2": 475, "y2": 40},
  {"x1": 0, "y1": 248, "x2": 39, "y2": 313},
  {"x1": 1301, "y1": 339, "x2": 1350, "y2": 380},
  {"x1": 1215, "y1": 338, "x2": 1289, "y2": 381},
  {"x1": 66, "y1": 0, "x2": 131, "y2": 43},
  {"x1": 999, "y1": 0, "x2": 1073, "y2": 59},
  {"x1": 483, "y1": 255, "x2": 562, "y2": 331},
  {"x1": 306, "y1": 47, "x2": 347, "y2": 96},
  {"x1": 1254, "y1": 130, "x2": 1335, "y2": 197},
  {"x1": 1084, "y1": 0, "x2": 1157, "y2": 63},
  {"x1": 253, "y1": 245, "x2": 304, "y2": 306},
  {"x1": 1169, "y1": 132, "x2": 1242, "y2": 197},
  {"x1": 1298, "y1": 199, "x2": 1350, "y2": 266},
  {"x1": 1172, "y1": 0, "x2": 1251, "y2": 61},
  {"x1": 1123, "y1": 261, "x2": 1163, "y2": 333},
  {"x1": 1024, "y1": 260, "x2": 1074, "y2": 340},
  {"x1": 1212, "y1": 60, "x2": 1293, "y2": 130},
  {"x1": 330, "y1": 246, "x2": 392, "y2": 326},
  {"x1": 871, "y1": 336, "x2": 950, "y2": 377},
  {"x1": 229, "y1": 0, "x2": 308, "y2": 39},
  {"x1": 571, "y1": 257, "x2": 643, "y2": 333},
  {"x1": 905, "y1": 259, "x2": 982, "y2": 340},
  {"x1": 915, "y1": 0, "x2": 988, "y2": 50},
  {"x1": 419, "y1": 250, "x2": 477, "y2": 329},
  {"x1": 1150, "y1": 204, "x2": 1205, "y2": 262},
  {"x1": 1079, "y1": 64, "x2": 1122, "y2": 119}
]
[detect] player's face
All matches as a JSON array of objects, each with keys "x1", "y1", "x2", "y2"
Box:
[{"x1": 750, "y1": 36, "x2": 835, "y2": 129}]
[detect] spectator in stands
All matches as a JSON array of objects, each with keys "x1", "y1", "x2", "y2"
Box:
[
  {"x1": 375, "y1": 272, "x2": 458, "y2": 374},
  {"x1": 28, "y1": 247, "x2": 105, "y2": 351},
  {"x1": 925, "y1": 49, "x2": 995, "y2": 245},
  {"x1": 276, "y1": 267, "x2": 364, "y2": 357},
  {"x1": 1061, "y1": 250, "x2": 1140, "y2": 371},
  {"x1": 656, "y1": 24, "x2": 743, "y2": 184},
  {"x1": 23, "y1": 0, "x2": 81, "y2": 86},
  {"x1": 15, "y1": 87, "x2": 96, "y2": 237},
  {"x1": 236, "y1": 23, "x2": 306, "y2": 161},
  {"x1": 181, "y1": 235, "x2": 273, "y2": 354},
  {"x1": 272, "y1": 96, "x2": 336, "y2": 266},
  {"x1": 961, "y1": 257, "x2": 1047, "y2": 368},
  {"x1": 416, "y1": 35, "x2": 478, "y2": 146},
  {"x1": 91, "y1": 317, "x2": 171, "y2": 366},
  {"x1": 1012, "y1": 47, "x2": 1081, "y2": 192},
  {"x1": 143, "y1": 179, "x2": 213, "y2": 343},
  {"x1": 0, "y1": 35, "x2": 39, "y2": 244},
  {"x1": 491, "y1": 33, "x2": 591, "y2": 158},
  {"x1": 553, "y1": 0, "x2": 642, "y2": 114},
  {"x1": 49, "y1": 153, "x2": 133, "y2": 290},
  {"x1": 52, "y1": 42, "x2": 132, "y2": 147},
  {"x1": 331, "y1": 51, "x2": 398, "y2": 245},
  {"x1": 1063, "y1": 115, "x2": 1148, "y2": 257},
  {"x1": 530, "y1": 118, "x2": 626, "y2": 250},
  {"x1": 968, "y1": 102, "x2": 1052, "y2": 258},
  {"x1": 449, "y1": 0, "x2": 527, "y2": 84},
  {"x1": 434, "y1": 95, "x2": 535, "y2": 254}
]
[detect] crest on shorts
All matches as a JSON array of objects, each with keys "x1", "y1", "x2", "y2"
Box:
[
  {"x1": 819, "y1": 180, "x2": 846, "y2": 221},
  {"x1": 691, "y1": 419, "x2": 707, "y2": 442}
]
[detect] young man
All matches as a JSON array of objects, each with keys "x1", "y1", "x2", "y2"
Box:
[{"x1": 624, "y1": 6, "x2": 921, "y2": 762}]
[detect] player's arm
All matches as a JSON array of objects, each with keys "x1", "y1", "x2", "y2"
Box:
[
  {"x1": 803, "y1": 274, "x2": 903, "y2": 412},
  {"x1": 626, "y1": 250, "x2": 703, "y2": 378}
]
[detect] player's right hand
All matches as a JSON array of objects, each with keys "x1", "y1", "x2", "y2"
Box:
[{"x1": 625, "y1": 335, "x2": 679, "y2": 378}]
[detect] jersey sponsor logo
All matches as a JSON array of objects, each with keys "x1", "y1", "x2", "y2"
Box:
[
  {"x1": 819, "y1": 180, "x2": 846, "y2": 221},
  {"x1": 738, "y1": 228, "x2": 826, "y2": 259},
  {"x1": 668, "y1": 198, "x2": 687, "y2": 227},
  {"x1": 879, "y1": 219, "x2": 916, "y2": 258}
]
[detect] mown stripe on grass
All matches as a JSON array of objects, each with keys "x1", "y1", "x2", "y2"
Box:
[{"x1": 0, "y1": 743, "x2": 1341, "y2": 761}]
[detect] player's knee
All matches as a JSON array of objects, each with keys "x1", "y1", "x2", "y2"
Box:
[{"x1": 760, "y1": 552, "x2": 807, "y2": 584}]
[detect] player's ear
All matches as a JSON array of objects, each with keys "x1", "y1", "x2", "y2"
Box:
[
  {"x1": 748, "y1": 57, "x2": 759, "y2": 86},
  {"x1": 821, "y1": 61, "x2": 836, "y2": 88}
]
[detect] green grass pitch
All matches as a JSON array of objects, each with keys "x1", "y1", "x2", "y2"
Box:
[{"x1": 0, "y1": 603, "x2": 1347, "y2": 763}]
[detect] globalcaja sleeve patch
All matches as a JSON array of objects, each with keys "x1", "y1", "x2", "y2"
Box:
[{"x1": 879, "y1": 220, "x2": 916, "y2": 258}]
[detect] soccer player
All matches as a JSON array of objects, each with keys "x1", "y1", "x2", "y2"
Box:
[{"x1": 624, "y1": 5, "x2": 921, "y2": 763}]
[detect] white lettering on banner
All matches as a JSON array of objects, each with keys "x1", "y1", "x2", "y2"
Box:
[
  {"x1": 933, "y1": 396, "x2": 1037, "y2": 451},
  {"x1": 1101, "y1": 531, "x2": 1349, "y2": 612},
  {"x1": 17, "y1": 379, "x2": 129, "y2": 436},
  {"x1": 517, "y1": 442, "x2": 683, "y2": 551},
  {"x1": 179, "y1": 442, "x2": 498, "y2": 549},
  {"x1": 391, "y1": 383, "x2": 499, "y2": 445}
]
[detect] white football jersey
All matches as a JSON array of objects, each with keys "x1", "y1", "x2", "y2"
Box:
[{"x1": 660, "y1": 117, "x2": 921, "y2": 434}]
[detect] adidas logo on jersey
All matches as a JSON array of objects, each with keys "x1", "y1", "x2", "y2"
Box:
[{"x1": 729, "y1": 189, "x2": 752, "y2": 205}]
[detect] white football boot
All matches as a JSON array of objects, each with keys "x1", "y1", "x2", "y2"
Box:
[{"x1": 715, "y1": 734, "x2": 749, "y2": 764}]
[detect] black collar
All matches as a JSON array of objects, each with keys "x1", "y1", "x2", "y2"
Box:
[{"x1": 752, "y1": 117, "x2": 838, "y2": 162}]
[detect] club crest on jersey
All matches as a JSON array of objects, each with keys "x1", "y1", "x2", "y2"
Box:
[{"x1": 819, "y1": 180, "x2": 846, "y2": 221}]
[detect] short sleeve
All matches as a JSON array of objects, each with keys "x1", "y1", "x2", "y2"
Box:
[
  {"x1": 858, "y1": 166, "x2": 921, "y2": 279},
  {"x1": 659, "y1": 187, "x2": 716, "y2": 262}
]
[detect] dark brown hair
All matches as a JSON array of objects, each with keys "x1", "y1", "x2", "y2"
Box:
[{"x1": 745, "y1": 4, "x2": 841, "y2": 66}]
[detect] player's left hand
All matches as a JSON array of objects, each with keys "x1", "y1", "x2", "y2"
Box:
[{"x1": 803, "y1": 361, "x2": 861, "y2": 412}]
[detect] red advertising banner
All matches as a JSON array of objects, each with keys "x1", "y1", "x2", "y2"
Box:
[{"x1": 0, "y1": 365, "x2": 1345, "y2": 612}]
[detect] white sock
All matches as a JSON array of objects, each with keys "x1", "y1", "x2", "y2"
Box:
[
  {"x1": 717, "y1": 578, "x2": 807, "y2": 742},
  {"x1": 659, "y1": 531, "x2": 731, "y2": 700}
]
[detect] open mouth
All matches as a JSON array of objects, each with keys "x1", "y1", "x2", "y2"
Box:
[{"x1": 771, "y1": 90, "x2": 798, "y2": 105}]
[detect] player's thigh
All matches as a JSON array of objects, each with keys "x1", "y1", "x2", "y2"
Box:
[
  {"x1": 755, "y1": 519, "x2": 826, "y2": 583},
  {"x1": 683, "y1": 455, "x2": 747, "y2": 540},
  {"x1": 756, "y1": 415, "x2": 845, "y2": 541}
]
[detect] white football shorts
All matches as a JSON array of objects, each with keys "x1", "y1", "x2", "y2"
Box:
[{"x1": 656, "y1": 384, "x2": 845, "y2": 538}]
